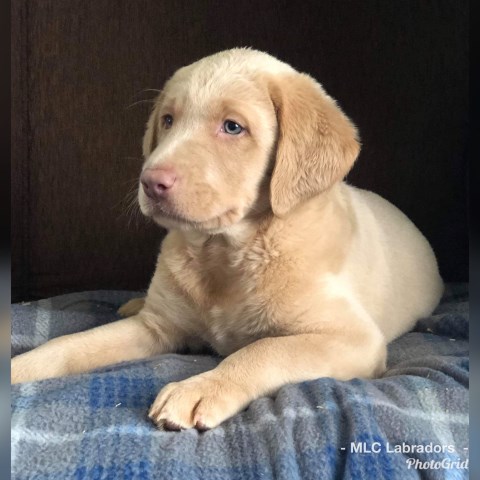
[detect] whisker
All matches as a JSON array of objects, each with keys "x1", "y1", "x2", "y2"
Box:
[
  {"x1": 117, "y1": 186, "x2": 144, "y2": 230},
  {"x1": 126, "y1": 99, "x2": 157, "y2": 109},
  {"x1": 115, "y1": 176, "x2": 140, "y2": 188},
  {"x1": 132, "y1": 88, "x2": 162, "y2": 97},
  {"x1": 112, "y1": 180, "x2": 138, "y2": 210}
]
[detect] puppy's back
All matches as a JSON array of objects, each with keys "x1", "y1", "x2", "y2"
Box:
[{"x1": 339, "y1": 183, "x2": 443, "y2": 341}]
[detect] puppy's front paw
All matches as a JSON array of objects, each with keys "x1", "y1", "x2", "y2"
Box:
[
  {"x1": 11, "y1": 353, "x2": 51, "y2": 384},
  {"x1": 11, "y1": 355, "x2": 29, "y2": 384},
  {"x1": 11, "y1": 344, "x2": 67, "y2": 384},
  {"x1": 148, "y1": 373, "x2": 251, "y2": 431}
]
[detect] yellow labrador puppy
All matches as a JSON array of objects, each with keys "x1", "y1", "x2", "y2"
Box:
[{"x1": 12, "y1": 49, "x2": 443, "y2": 430}]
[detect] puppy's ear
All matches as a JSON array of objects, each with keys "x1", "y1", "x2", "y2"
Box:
[{"x1": 268, "y1": 74, "x2": 360, "y2": 216}]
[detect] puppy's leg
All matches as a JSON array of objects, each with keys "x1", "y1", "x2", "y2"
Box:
[
  {"x1": 11, "y1": 313, "x2": 182, "y2": 384},
  {"x1": 148, "y1": 322, "x2": 386, "y2": 430},
  {"x1": 118, "y1": 297, "x2": 146, "y2": 317}
]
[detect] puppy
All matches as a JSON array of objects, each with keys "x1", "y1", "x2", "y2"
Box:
[{"x1": 12, "y1": 48, "x2": 443, "y2": 430}]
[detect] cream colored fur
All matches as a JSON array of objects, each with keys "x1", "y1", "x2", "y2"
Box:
[{"x1": 11, "y1": 48, "x2": 443, "y2": 431}]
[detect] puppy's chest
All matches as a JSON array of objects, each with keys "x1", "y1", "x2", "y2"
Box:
[{"x1": 169, "y1": 240, "x2": 278, "y2": 354}]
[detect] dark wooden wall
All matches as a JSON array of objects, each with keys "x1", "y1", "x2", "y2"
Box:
[{"x1": 11, "y1": 0, "x2": 469, "y2": 302}]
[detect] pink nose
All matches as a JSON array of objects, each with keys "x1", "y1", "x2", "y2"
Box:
[{"x1": 140, "y1": 167, "x2": 177, "y2": 200}]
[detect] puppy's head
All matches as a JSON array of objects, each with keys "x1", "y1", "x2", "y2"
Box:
[{"x1": 138, "y1": 49, "x2": 360, "y2": 232}]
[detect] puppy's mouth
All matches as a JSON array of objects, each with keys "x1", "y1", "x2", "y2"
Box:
[{"x1": 141, "y1": 197, "x2": 239, "y2": 231}]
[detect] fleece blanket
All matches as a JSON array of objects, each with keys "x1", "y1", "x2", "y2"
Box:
[{"x1": 11, "y1": 284, "x2": 469, "y2": 480}]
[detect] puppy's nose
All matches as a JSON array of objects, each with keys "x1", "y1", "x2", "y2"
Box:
[{"x1": 140, "y1": 168, "x2": 177, "y2": 200}]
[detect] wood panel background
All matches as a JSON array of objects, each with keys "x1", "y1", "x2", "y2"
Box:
[{"x1": 11, "y1": 0, "x2": 469, "y2": 301}]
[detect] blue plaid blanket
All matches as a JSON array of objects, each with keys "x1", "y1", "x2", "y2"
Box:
[{"x1": 11, "y1": 284, "x2": 469, "y2": 479}]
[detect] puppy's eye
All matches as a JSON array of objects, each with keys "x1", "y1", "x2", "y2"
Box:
[
  {"x1": 163, "y1": 114, "x2": 173, "y2": 129},
  {"x1": 223, "y1": 120, "x2": 244, "y2": 135}
]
